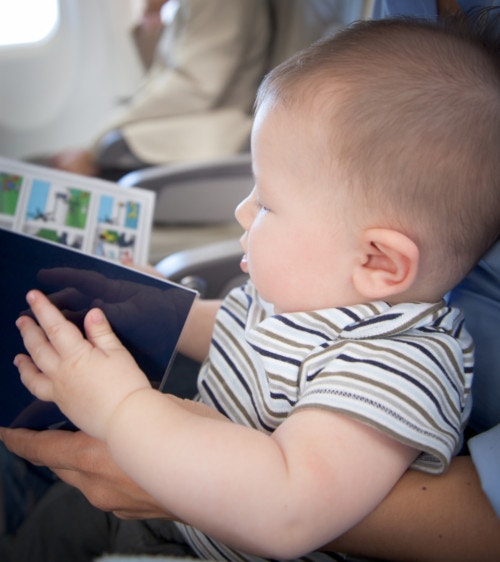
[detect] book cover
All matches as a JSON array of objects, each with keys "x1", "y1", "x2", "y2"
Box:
[{"x1": 0, "y1": 183, "x2": 197, "y2": 429}]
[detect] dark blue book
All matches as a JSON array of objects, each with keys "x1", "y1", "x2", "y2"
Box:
[{"x1": 0, "y1": 228, "x2": 197, "y2": 430}]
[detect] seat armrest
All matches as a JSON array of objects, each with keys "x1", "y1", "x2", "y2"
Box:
[{"x1": 155, "y1": 238, "x2": 248, "y2": 299}]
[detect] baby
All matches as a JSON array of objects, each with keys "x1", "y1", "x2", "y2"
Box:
[{"x1": 13, "y1": 16, "x2": 500, "y2": 561}]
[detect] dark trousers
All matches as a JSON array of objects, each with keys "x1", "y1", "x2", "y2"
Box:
[{"x1": 0, "y1": 481, "x2": 196, "y2": 562}]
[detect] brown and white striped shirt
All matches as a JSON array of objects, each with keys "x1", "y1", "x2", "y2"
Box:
[{"x1": 177, "y1": 280, "x2": 474, "y2": 561}]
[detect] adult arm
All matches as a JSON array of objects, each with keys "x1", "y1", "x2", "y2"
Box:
[
  {"x1": 325, "y1": 454, "x2": 500, "y2": 562},
  {"x1": 104, "y1": 0, "x2": 270, "y2": 124},
  {"x1": 468, "y1": 423, "x2": 500, "y2": 517}
]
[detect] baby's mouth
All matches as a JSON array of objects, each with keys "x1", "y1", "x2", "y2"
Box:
[{"x1": 240, "y1": 254, "x2": 248, "y2": 273}]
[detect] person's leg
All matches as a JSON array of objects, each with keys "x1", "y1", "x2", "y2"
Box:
[
  {"x1": 4, "y1": 481, "x2": 112, "y2": 562},
  {"x1": 111, "y1": 518, "x2": 197, "y2": 558},
  {"x1": 3, "y1": 471, "x2": 196, "y2": 562},
  {"x1": 0, "y1": 442, "x2": 55, "y2": 535}
]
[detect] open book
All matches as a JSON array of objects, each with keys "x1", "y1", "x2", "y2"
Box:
[
  {"x1": 0, "y1": 156, "x2": 154, "y2": 265},
  {"x1": 0, "y1": 158, "x2": 197, "y2": 430}
]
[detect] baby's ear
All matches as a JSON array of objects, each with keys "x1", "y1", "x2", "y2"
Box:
[{"x1": 352, "y1": 228, "x2": 419, "y2": 301}]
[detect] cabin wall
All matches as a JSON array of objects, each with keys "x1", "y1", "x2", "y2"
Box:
[{"x1": 0, "y1": 0, "x2": 144, "y2": 160}]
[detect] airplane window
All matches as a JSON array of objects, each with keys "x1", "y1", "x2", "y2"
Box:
[{"x1": 0, "y1": 0, "x2": 59, "y2": 48}]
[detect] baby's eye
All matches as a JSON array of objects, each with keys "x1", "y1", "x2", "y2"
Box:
[{"x1": 256, "y1": 200, "x2": 271, "y2": 213}]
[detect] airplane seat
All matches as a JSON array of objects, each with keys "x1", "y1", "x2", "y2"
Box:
[
  {"x1": 155, "y1": 237, "x2": 246, "y2": 299},
  {"x1": 118, "y1": 153, "x2": 253, "y2": 224},
  {"x1": 447, "y1": 240, "x2": 500, "y2": 436}
]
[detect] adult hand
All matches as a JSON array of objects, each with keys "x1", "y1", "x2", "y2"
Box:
[
  {"x1": 144, "y1": 0, "x2": 169, "y2": 15},
  {"x1": 0, "y1": 397, "x2": 227, "y2": 520},
  {"x1": 51, "y1": 149, "x2": 99, "y2": 177},
  {"x1": 0, "y1": 427, "x2": 163, "y2": 520}
]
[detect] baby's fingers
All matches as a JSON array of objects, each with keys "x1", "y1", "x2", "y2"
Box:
[
  {"x1": 14, "y1": 353, "x2": 55, "y2": 402},
  {"x1": 24, "y1": 290, "x2": 87, "y2": 358},
  {"x1": 15, "y1": 313, "x2": 60, "y2": 373},
  {"x1": 84, "y1": 308, "x2": 126, "y2": 354}
]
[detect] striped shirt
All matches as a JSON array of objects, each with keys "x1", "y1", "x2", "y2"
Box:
[{"x1": 176, "y1": 281, "x2": 474, "y2": 561}]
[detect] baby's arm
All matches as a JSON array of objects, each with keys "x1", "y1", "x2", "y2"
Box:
[
  {"x1": 176, "y1": 296, "x2": 221, "y2": 362},
  {"x1": 17, "y1": 290, "x2": 417, "y2": 558},
  {"x1": 107, "y1": 396, "x2": 417, "y2": 558}
]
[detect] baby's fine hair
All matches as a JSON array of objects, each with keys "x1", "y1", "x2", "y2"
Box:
[{"x1": 256, "y1": 15, "x2": 500, "y2": 284}]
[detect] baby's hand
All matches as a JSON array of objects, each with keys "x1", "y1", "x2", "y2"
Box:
[{"x1": 15, "y1": 290, "x2": 151, "y2": 440}]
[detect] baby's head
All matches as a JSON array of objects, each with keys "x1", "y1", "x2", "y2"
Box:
[{"x1": 254, "y1": 16, "x2": 500, "y2": 303}]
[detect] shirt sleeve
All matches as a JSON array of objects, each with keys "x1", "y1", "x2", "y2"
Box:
[
  {"x1": 468, "y1": 424, "x2": 500, "y2": 519},
  {"x1": 295, "y1": 334, "x2": 472, "y2": 474}
]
